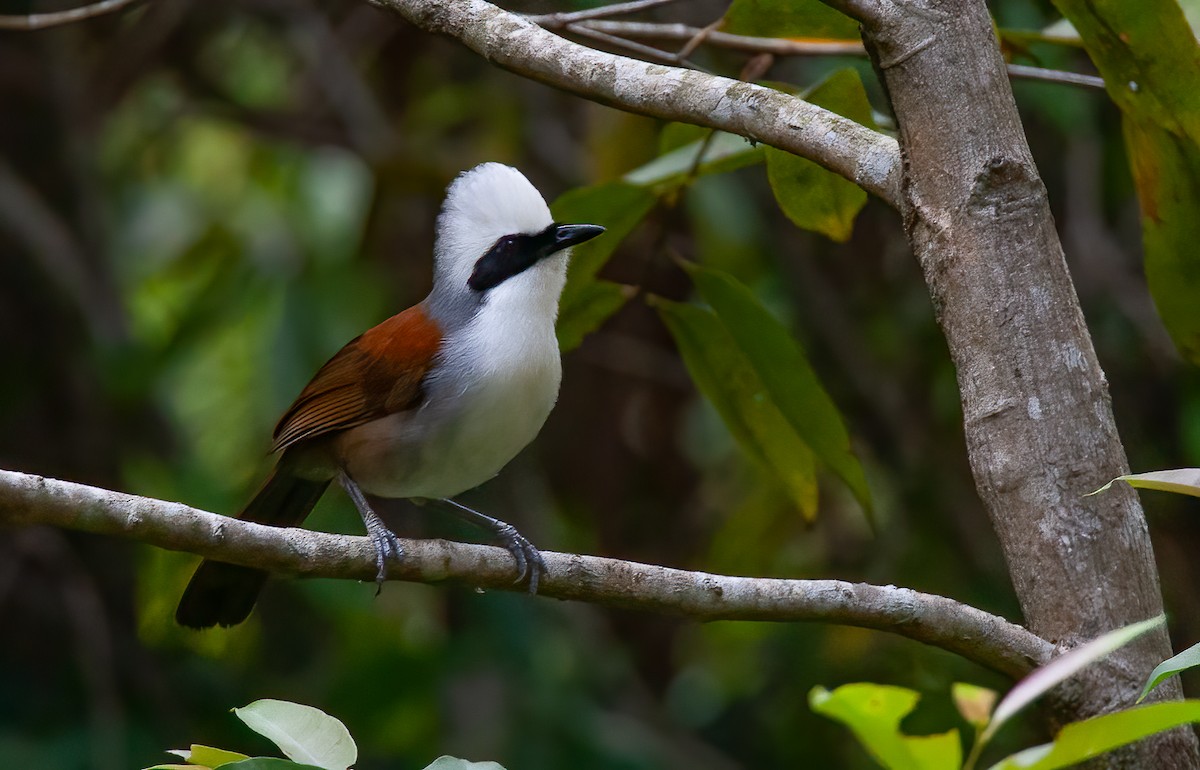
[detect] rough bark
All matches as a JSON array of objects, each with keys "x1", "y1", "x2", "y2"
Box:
[
  {"x1": 848, "y1": 0, "x2": 1198, "y2": 764},
  {"x1": 0, "y1": 468, "x2": 1051, "y2": 678}
]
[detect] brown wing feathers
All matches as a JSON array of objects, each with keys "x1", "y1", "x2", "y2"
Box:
[{"x1": 272, "y1": 305, "x2": 443, "y2": 452}]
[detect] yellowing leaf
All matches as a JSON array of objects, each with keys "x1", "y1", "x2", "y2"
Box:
[
  {"x1": 179, "y1": 745, "x2": 250, "y2": 767},
  {"x1": 1089, "y1": 468, "x2": 1200, "y2": 498},
  {"x1": 952, "y1": 683, "x2": 998, "y2": 728},
  {"x1": 1050, "y1": 0, "x2": 1200, "y2": 363},
  {"x1": 810, "y1": 683, "x2": 961, "y2": 770},
  {"x1": 765, "y1": 69, "x2": 875, "y2": 241}
]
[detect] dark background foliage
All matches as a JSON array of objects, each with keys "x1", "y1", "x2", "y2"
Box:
[{"x1": 1, "y1": 0, "x2": 1198, "y2": 767}]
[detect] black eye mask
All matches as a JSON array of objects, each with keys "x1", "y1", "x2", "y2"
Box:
[{"x1": 469, "y1": 223, "x2": 605, "y2": 292}]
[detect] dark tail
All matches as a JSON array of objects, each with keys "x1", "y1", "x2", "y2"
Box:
[{"x1": 175, "y1": 467, "x2": 330, "y2": 629}]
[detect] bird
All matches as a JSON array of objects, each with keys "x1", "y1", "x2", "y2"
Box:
[{"x1": 175, "y1": 163, "x2": 604, "y2": 628}]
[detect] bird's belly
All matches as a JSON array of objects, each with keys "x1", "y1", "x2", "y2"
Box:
[{"x1": 335, "y1": 360, "x2": 560, "y2": 499}]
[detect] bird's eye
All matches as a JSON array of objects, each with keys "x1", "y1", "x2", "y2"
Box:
[{"x1": 469, "y1": 234, "x2": 531, "y2": 292}]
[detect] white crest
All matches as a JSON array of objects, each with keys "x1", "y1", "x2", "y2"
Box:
[{"x1": 433, "y1": 163, "x2": 554, "y2": 291}]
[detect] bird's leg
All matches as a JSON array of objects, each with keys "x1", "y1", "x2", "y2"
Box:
[
  {"x1": 338, "y1": 471, "x2": 403, "y2": 594},
  {"x1": 436, "y1": 498, "x2": 547, "y2": 594}
]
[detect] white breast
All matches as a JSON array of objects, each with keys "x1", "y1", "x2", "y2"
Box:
[{"x1": 336, "y1": 268, "x2": 564, "y2": 500}]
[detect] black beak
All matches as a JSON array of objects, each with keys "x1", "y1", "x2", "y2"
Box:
[{"x1": 550, "y1": 223, "x2": 605, "y2": 252}]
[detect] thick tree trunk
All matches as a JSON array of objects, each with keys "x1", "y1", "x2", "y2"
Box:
[{"x1": 856, "y1": 0, "x2": 1198, "y2": 764}]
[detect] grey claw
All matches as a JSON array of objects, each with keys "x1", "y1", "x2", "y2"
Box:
[
  {"x1": 366, "y1": 526, "x2": 403, "y2": 596},
  {"x1": 494, "y1": 523, "x2": 545, "y2": 594}
]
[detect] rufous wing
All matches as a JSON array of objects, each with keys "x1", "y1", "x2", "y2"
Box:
[{"x1": 272, "y1": 304, "x2": 443, "y2": 452}]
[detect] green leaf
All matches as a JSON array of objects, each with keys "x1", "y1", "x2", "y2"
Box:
[
  {"x1": 552, "y1": 182, "x2": 656, "y2": 337},
  {"x1": 553, "y1": 182, "x2": 656, "y2": 290},
  {"x1": 1088, "y1": 468, "x2": 1200, "y2": 498},
  {"x1": 987, "y1": 701, "x2": 1200, "y2": 770},
  {"x1": 169, "y1": 745, "x2": 251, "y2": 767},
  {"x1": 983, "y1": 616, "x2": 1165, "y2": 743},
  {"x1": 684, "y1": 262, "x2": 872, "y2": 515},
  {"x1": 421, "y1": 758, "x2": 507, "y2": 770},
  {"x1": 809, "y1": 684, "x2": 961, "y2": 770},
  {"x1": 907, "y1": 732, "x2": 964, "y2": 770},
  {"x1": 1048, "y1": 0, "x2": 1200, "y2": 363},
  {"x1": 722, "y1": 0, "x2": 860, "y2": 40},
  {"x1": 1139, "y1": 640, "x2": 1200, "y2": 703},
  {"x1": 1128, "y1": 121, "x2": 1200, "y2": 364},
  {"x1": 557, "y1": 280, "x2": 634, "y2": 353},
  {"x1": 232, "y1": 700, "x2": 356, "y2": 770},
  {"x1": 624, "y1": 131, "x2": 764, "y2": 191},
  {"x1": 221, "y1": 760, "x2": 325, "y2": 770},
  {"x1": 766, "y1": 69, "x2": 874, "y2": 242},
  {"x1": 654, "y1": 297, "x2": 818, "y2": 518},
  {"x1": 809, "y1": 684, "x2": 918, "y2": 767}
]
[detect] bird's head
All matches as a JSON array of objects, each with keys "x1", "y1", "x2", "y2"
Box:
[{"x1": 432, "y1": 164, "x2": 604, "y2": 309}]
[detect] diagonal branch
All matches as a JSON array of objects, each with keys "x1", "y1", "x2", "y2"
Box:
[
  {"x1": 0, "y1": 468, "x2": 1052, "y2": 678},
  {"x1": 367, "y1": 0, "x2": 902, "y2": 207},
  {"x1": 0, "y1": 0, "x2": 143, "y2": 30}
]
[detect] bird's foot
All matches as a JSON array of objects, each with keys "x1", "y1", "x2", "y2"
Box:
[
  {"x1": 491, "y1": 521, "x2": 547, "y2": 594},
  {"x1": 438, "y1": 498, "x2": 547, "y2": 593},
  {"x1": 340, "y1": 470, "x2": 402, "y2": 594},
  {"x1": 363, "y1": 513, "x2": 404, "y2": 594}
]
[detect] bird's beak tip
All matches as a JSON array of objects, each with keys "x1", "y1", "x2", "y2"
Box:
[{"x1": 554, "y1": 223, "x2": 606, "y2": 248}]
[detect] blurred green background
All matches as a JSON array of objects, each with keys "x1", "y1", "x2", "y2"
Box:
[{"x1": 1, "y1": 0, "x2": 1198, "y2": 768}]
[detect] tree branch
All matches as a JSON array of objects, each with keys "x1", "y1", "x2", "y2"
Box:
[
  {"x1": 570, "y1": 21, "x2": 1105, "y2": 90},
  {"x1": 0, "y1": 0, "x2": 143, "y2": 30},
  {"x1": 367, "y1": 0, "x2": 902, "y2": 208},
  {"x1": 0, "y1": 468, "x2": 1052, "y2": 678}
]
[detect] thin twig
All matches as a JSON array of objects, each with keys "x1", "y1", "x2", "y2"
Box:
[
  {"x1": 0, "y1": 0, "x2": 143, "y2": 30},
  {"x1": 1005, "y1": 62, "x2": 1105, "y2": 90},
  {"x1": 526, "y1": 0, "x2": 682, "y2": 28},
  {"x1": 675, "y1": 18, "x2": 721, "y2": 61},
  {"x1": 581, "y1": 20, "x2": 866, "y2": 55},
  {"x1": 567, "y1": 22, "x2": 708, "y2": 72},
  {"x1": 0, "y1": 468, "x2": 1053, "y2": 678},
  {"x1": 577, "y1": 20, "x2": 1106, "y2": 90}
]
